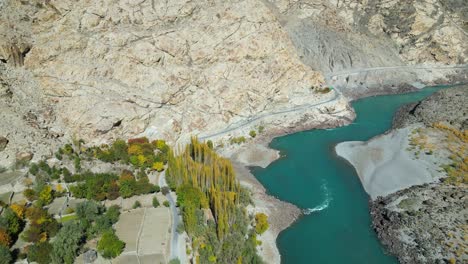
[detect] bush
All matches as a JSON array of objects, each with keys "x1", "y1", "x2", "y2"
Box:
[
  {"x1": 230, "y1": 136, "x2": 246, "y2": 145},
  {"x1": 176, "y1": 223, "x2": 185, "y2": 234},
  {"x1": 163, "y1": 201, "x2": 170, "y2": 207},
  {"x1": 206, "y1": 140, "x2": 214, "y2": 149},
  {"x1": 169, "y1": 258, "x2": 181, "y2": 264},
  {"x1": 29, "y1": 163, "x2": 39, "y2": 175},
  {"x1": 254, "y1": 213, "x2": 269, "y2": 235},
  {"x1": 23, "y1": 189, "x2": 36, "y2": 201},
  {"x1": 152, "y1": 197, "x2": 160, "y2": 208},
  {"x1": 97, "y1": 230, "x2": 125, "y2": 259},
  {"x1": 258, "y1": 126, "x2": 265, "y2": 133},
  {"x1": 132, "y1": 201, "x2": 141, "y2": 209},
  {"x1": 249, "y1": 130, "x2": 257, "y2": 138},
  {"x1": 161, "y1": 187, "x2": 170, "y2": 195}
]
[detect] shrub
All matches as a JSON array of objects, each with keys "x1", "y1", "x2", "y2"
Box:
[
  {"x1": 176, "y1": 223, "x2": 185, "y2": 234},
  {"x1": 206, "y1": 140, "x2": 214, "y2": 149},
  {"x1": 132, "y1": 201, "x2": 141, "y2": 209},
  {"x1": 163, "y1": 201, "x2": 170, "y2": 207},
  {"x1": 258, "y1": 126, "x2": 265, "y2": 133},
  {"x1": 161, "y1": 187, "x2": 170, "y2": 195},
  {"x1": 97, "y1": 230, "x2": 125, "y2": 259},
  {"x1": 29, "y1": 163, "x2": 39, "y2": 175},
  {"x1": 254, "y1": 213, "x2": 269, "y2": 235},
  {"x1": 152, "y1": 197, "x2": 160, "y2": 208},
  {"x1": 249, "y1": 130, "x2": 256, "y2": 138},
  {"x1": 169, "y1": 258, "x2": 181, "y2": 264},
  {"x1": 230, "y1": 136, "x2": 246, "y2": 145},
  {"x1": 24, "y1": 188, "x2": 37, "y2": 201}
]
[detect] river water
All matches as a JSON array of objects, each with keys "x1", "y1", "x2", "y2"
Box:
[{"x1": 251, "y1": 87, "x2": 447, "y2": 264}]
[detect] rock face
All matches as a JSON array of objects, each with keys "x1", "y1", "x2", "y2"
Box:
[
  {"x1": 371, "y1": 184, "x2": 467, "y2": 264},
  {"x1": 393, "y1": 85, "x2": 468, "y2": 129},
  {"x1": 369, "y1": 87, "x2": 468, "y2": 263},
  {"x1": 1, "y1": 0, "x2": 325, "y2": 144},
  {"x1": 265, "y1": 0, "x2": 468, "y2": 97},
  {"x1": 0, "y1": 0, "x2": 466, "y2": 167}
]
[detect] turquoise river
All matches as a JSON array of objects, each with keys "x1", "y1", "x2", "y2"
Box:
[{"x1": 252, "y1": 86, "x2": 448, "y2": 264}]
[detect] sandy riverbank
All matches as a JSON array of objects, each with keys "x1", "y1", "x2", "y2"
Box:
[
  {"x1": 219, "y1": 108, "x2": 355, "y2": 263},
  {"x1": 335, "y1": 125, "x2": 445, "y2": 200}
]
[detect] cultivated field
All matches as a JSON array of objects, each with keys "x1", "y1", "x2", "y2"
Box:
[{"x1": 114, "y1": 206, "x2": 171, "y2": 264}]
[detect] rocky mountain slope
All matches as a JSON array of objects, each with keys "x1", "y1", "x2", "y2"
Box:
[
  {"x1": 265, "y1": 0, "x2": 468, "y2": 97},
  {"x1": 1, "y1": 0, "x2": 466, "y2": 167}
]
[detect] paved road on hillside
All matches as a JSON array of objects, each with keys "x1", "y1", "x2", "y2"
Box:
[{"x1": 198, "y1": 64, "x2": 468, "y2": 141}]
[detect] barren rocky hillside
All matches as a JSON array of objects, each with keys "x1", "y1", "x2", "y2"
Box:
[{"x1": 0, "y1": 0, "x2": 467, "y2": 167}]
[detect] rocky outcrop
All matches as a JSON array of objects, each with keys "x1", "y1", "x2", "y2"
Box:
[
  {"x1": 0, "y1": 0, "x2": 336, "y2": 149},
  {"x1": 393, "y1": 85, "x2": 468, "y2": 129},
  {"x1": 369, "y1": 87, "x2": 468, "y2": 263},
  {"x1": 371, "y1": 184, "x2": 467, "y2": 264}
]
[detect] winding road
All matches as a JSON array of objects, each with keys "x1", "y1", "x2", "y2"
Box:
[
  {"x1": 158, "y1": 171, "x2": 187, "y2": 263},
  {"x1": 198, "y1": 64, "x2": 468, "y2": 141}
]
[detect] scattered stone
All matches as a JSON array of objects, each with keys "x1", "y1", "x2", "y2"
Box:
[
  {"x1": 0, "y1": 136, "x2": 7, "y2": 151},
  {"x1": 15, "y1": 151, "x2": 32, "y2": 162},
  {"x1": 83, "y1": 249, "x2": 97, "y2": 264}
]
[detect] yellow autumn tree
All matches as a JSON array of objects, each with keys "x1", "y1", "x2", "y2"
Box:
[
  {"x1": 10, "y1": 203, "x2": 26, "y2": 219},
  {"x1": 152, "y1": 162, "x2": 164, "y2": 172},
  {"x1": 39, "y1": 186, "x2": 53, "y2": 205}
]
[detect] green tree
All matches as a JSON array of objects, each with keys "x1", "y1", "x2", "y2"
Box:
[
  {"x1": 76, "y1": 201, "x2": 102, "y2": 222},
  {"x1": 0, "y1": 245, "x2": 12, "y2": 264},
  {"x1": 104, "y1": 205, "x2": 121, "y2": 224},
  {"x1": 28, "y1": 242, "x2": 53, "y2": 264},
  {"x1": 97, "y1": 230, "x2": 125, "y2": 259},
  {"x1": 249, "y1": 130, "x2": 257, "y2": 138},
  {"x1": 51, "y1": 222, "x2": 85, "y2": 264}
]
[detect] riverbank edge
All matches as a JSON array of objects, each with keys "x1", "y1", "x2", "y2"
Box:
[
  {"x1": 232, "y1": 79, "x2": 466, "y2": 263},
  {"x1": 231, "y1": 110, "x2": 356, "y2": 263}
]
